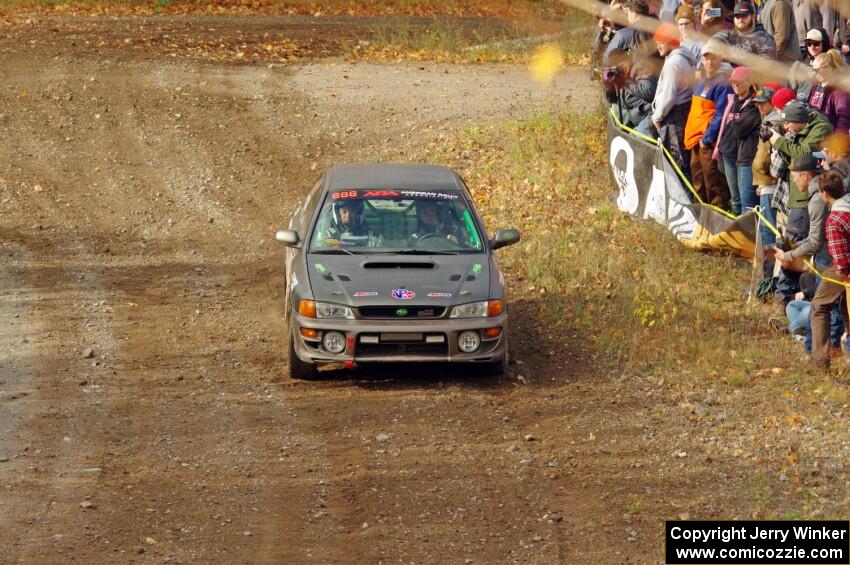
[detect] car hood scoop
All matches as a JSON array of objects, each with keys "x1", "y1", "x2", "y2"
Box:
[
  {"x1": 307, "y1": 254, "x2": 490, "y2": 307},
  {"x1": 362, "y1": 261, "x2": 435, "y2": 269}
]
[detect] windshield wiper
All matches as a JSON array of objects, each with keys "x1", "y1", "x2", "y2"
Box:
[{"x1": 311, "y1": 248, "x2": 356, "y2": 255}]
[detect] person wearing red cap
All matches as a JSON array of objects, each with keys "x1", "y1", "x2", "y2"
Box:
[
  {"x1": 715, "y1": 1, "x2": 777, "y2": 58},
  {"x1": 652, "y1": 22, "x2": 698, "y2": 182}
]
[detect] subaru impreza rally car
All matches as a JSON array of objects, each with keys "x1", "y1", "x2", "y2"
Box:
[{"x1": 275, "y1": 164, "x2": 520, "y2": 379}]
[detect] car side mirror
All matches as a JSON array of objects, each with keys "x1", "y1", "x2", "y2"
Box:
[
  {"x1": 275, "y1": 229, "x2": 301, "y2": 247},
  {"x1": 490, "y1": 228, "x2": 520, "y2": 250}
]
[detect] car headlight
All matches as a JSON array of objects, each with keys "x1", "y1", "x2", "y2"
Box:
[
  {"x1": 299, "y1": 300, "x2": 354, "y2": 319},
  {"x1": 450, "y1": 300, "x2": 503, "y2": 319}
]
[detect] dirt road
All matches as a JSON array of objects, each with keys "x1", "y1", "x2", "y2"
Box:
[{"x1": 0, "y1": 16, "x2": 724, "y2": 564}]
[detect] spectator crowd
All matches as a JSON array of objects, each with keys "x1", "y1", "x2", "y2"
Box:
[{"x1": 596, "y1": 0, "x2": 850, "y2": 373}]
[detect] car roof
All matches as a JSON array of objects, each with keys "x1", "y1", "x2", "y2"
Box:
[{"x1": 325, "y1": 164, "x2": 465, "y2": 192}]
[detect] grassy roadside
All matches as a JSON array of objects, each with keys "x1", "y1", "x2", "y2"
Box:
[
  {"x1": 428, "y1": 103, "x2": 850, "y2": 520},
  {"x1": 346, "y1": 13, "x2": 593, "y2": 65}
]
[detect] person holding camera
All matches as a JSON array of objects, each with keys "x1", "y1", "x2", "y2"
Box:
[
  {"x1": 604, "y1": 48, "x2": 659, "y2": 129},
  {"x1": 684, "y1": 38, "x2": 733, "y2": 207},
  {"x1": 604, "y1": 0, "x2": 654, "y2": 62}
]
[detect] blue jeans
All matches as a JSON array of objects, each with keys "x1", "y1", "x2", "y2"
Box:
[
  {"x1": 722, "y1": 158, "x2": 756, "y2": 215},
  {"x1": 786, "y1": 300, "x2": 811, "y2": 335}
]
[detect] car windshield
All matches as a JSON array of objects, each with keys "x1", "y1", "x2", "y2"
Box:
[{"x1": 309, "y1": 189, "x2": 484, "y2": 254}]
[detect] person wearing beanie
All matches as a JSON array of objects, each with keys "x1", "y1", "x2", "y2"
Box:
[
  {"x1": 771, "y1": 86, "x2": 797, "y2": 110},
  {"x1": 684, "y1": 37, "x2": 733, "y2": 208},
  {"x1": 675, "y1": 3, "x2": 706, "y2": 62},
  {"x1": 759, "y1": 0, "x2": 799, "y2": 62},
  {"x1": 717, "y1": 65, "x2": 760, "y2": 214},
  {"x1": 714, "y1": 1, "x2": 777, "y2": 59},
  {"x1": 807, "y1": 50, "x2": 850, "y2": 133},
  {"x1": 651, "y1": 22, "x2": 698, "y2": 182},
  {"x1": 824, "y1": 132, "x2": 850, "y2": 178}
]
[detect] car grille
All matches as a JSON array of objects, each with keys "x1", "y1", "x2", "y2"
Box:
[
  {"x1": 357, "y1": 306, "x2": 446, "y2": 319},
  {"x1": 357, "y1": 341, "x2": 448, "y2": 357}
]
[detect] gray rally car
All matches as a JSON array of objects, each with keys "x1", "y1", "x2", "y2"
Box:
[{"x1": 275, "y1": 164, "x2": 520, "y2": 379}]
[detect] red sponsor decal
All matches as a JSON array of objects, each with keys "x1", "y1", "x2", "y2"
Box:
[{"x1": 363, "y1": 190, "x2": 399, "y2": 198}]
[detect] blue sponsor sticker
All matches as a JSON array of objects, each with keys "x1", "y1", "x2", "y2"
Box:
[{"x1": 392, "y1": 289, "x2": 416, "y2": 300}]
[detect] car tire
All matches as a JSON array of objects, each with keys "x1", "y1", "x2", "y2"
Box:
[
  {"x1": 475, "y1": 338, "x2": 508, "y2": 377},
  {"x1": 288, "y1": 331, "x2": 317, "y2": 380}
]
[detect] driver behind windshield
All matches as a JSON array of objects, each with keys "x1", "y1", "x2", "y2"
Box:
[
  {"x1": 413, "y1": 201, "x2": 460, "y2": 243},
  {"x1": 327, "y1": 201, "x2": 367, "y2": 240}
]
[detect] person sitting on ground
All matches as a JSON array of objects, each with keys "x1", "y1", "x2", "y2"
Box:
[
  {"x1": 714, "y1": 1, "x2": 777, "y2": 59},
  {"x1": 784, "y1": 271, "x2": 846, "y2": 354},
  {"x1": 650, "y1": 22, "x2": 697, "y2": 182},
  {"x1": 806, "y1": 50, "x2": 850, "y2": 133},
  {"x1": 810, "y1": 170, "x2": 850, "y2": 373},
  {"x1": 685, "y1": 37, "x2": 733, "y2": 208},
  {"x1": 604, "y1": 48, "x2": 659, "y2": 129},
  {"x1": 716, "y1": 65, "x2": 760, "y2": 215}
]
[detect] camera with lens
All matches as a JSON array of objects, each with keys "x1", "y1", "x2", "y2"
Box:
[{"x1": 759, "y1": 123, "x2": 783, "y2": 142}]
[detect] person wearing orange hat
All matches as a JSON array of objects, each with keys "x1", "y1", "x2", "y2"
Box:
[
  {"x1": 824, "y1": 132, "x2": 850, "y2": 174},
  {"x1": 651, "y1": 22, "x2": 698, "y2": 183}
]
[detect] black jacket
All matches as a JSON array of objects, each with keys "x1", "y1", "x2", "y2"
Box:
[{"x1": 719, "y1": 93, "x2": 761, "y2": 164}]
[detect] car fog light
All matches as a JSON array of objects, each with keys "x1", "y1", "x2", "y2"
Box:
[
  {"x1": 457, "y1": 331, "x2": 481, "y2": 353},
  {"x1": 323, "y1": 331, "x2": 346, "y2": 354}
]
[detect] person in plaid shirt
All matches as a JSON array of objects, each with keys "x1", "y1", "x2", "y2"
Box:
[{"x1": 811, "y1": 171, "x2": 850, "y2": 371}]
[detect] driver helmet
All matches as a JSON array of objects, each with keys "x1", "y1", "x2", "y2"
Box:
[{"x1": 332, "y1": 200, "x2": 363, "y2": 229}]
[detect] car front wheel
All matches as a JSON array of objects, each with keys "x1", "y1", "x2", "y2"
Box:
[{"x1": 288, "y1": 331, "x2": 317, "y2": 380}]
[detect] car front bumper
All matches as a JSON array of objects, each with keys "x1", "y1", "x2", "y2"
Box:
[{"x1": 291, "y1": 312, "x2": 508, "y2": 364}]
